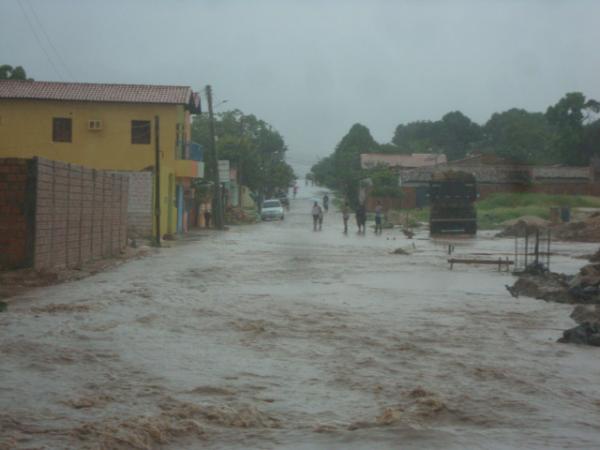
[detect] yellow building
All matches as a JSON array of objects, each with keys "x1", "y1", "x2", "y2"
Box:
[{"x1": 0, "y1": 80, "x2": 204, "y2": 238}]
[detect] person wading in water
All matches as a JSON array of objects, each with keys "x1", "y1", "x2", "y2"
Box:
[
  {"x1": 312, "y1": 201, "x2": 320, "y2": 231},
  {"x1": 342, "y1": 202, "x2": 350, "y2": 234},
  {"x1": 355, "y1": 204, "x2": 366, "y2": 233},
  {"x1": 374, "y1": 201, "x2": 383, "y2": 234}
]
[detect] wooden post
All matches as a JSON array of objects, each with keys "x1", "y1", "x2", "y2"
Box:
[{"x1": 154, "y1": 115, "x2": 161, "y2": 246}]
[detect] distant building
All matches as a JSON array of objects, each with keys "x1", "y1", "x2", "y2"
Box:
[
  {"x1": 360, "y1": 152, "x2": 447, "y2": 170},
  {"x1": 0, "y1": 80, "x2": 204, "y2": 237},
  {"x1": 398, "y1": 154, "x2": 600, "y2": 208}
]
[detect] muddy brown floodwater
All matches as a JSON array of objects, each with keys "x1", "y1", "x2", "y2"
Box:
[{"x1": 2, "y1": 185, "x2": 600, "y2": 449}]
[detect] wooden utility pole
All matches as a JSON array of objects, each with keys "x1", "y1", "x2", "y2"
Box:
[
  {"x1": 205, "y1": 85, "x2": 224, "y2": 229},
  {"x1": 154, "y1": 115, "x2": 161, "y2": 246}
]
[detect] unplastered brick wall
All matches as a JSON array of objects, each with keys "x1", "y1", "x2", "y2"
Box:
[
  {"x1": 34, "y1": 158, "x2": 129, "y2": 270},
  {"x1": 0, "y1": 158, "x2": 35, "y2": 269},
  {"x1": 0, "y1": 157, "x2": 129, "y2": 271}
]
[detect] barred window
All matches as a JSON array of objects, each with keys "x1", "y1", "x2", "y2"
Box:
[
  {"x1": 52, "y1": 118, "x2": 72, "y2": 142},
  {"x1": 131, "y1": 120, "x2": 151, "y2": 144}
]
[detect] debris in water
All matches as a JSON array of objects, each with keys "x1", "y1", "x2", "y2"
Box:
[
  {"x1": 376, "y1": 407, "x2": 403, "y2": 425},
  {"x1": 62, "y1": 393, "x2": 114, "y2": 409},
  {"x1": 558, "y1": 323, "x2": 600, "y2": 346},
  {"x1": 509, "y1": 263, "x2": 600, "y2": 304},
  {"x1": 30, "y1": 303, "x2": 94, "y2": 314},
  {"x1": 570, "y1": 304, "x2": 600, "y2": 325},
  {"x1": 188, "y1": 386, "x2": 237, "y2": 396}
]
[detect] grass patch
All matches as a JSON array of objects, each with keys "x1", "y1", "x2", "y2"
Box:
[
  {"x1": 400, "y1": 193, "x2": 600, "y2": 230},
  {"x1": 476, "y1": 193, "x2": 600, "y2": 210}
]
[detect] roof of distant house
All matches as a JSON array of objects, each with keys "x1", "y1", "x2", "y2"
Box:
[
  {"x1": 360, "y1": 152, "x2": 447, "y2": 169},
  {"x1": 0, "y1": 80, "x2": 201, "y2": 112}
]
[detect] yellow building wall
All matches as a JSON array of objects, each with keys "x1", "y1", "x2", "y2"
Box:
[{"x1": 0, "y1": 99, "x2": 194, "y2": 236}]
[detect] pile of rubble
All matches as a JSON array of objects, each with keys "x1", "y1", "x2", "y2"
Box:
[
  {"x1": 559, "y1": 305, "x2": 600, "y2": 346},
  {"x1": 508, "y1": 263, "x2": 600, "y2": 304},
  {"x1": 553, "y1": 212, "x2": 600, "y2": 242},
  {"x1": 224, "y1": 207, "x2": 258, "y2": 225},
  {"x1": 495, "y1": 216, "x2": 550, "y2": 238},
  {"x1": 496, "y1": 212, "x2": 600, "y2": 242},
  {"x1": 589, "y1": 247, "x2": 600, "y2": 262},
  {"x1": 508, "y1": 263, "x2": 600, "y2": 346}
]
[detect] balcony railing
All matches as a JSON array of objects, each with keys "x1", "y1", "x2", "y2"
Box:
[{"x1": 186, "y1": 142, "x2": 203, "y2": 161}]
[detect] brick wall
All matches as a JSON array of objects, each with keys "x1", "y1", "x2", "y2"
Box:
[
  {"x1": 0, "y1": 157, "x2": 129, "y2": 271},
  {"x1": 0, "y1": 158, "x2": 35, "y2": 269}
]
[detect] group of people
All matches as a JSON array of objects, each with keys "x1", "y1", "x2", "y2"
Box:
[{"x1": 312, "y1": 195, "x2": 384, "y2": 234}]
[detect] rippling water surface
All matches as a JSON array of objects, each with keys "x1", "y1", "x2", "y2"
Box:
[{"x1": 1, "y1": 185, "x2": 599, "y2": 449}]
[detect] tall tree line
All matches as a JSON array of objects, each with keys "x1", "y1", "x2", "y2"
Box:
[
  {"x1": 312, "y1": 92, "x2": 600, "y2": 204},
  {"x1": 192, "y1": 109, "x2": 295, "y2": 199}
]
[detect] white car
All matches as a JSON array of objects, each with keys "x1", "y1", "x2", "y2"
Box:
[{"x1": 261, "y1": 199, "x2": 285, "y2": 221}]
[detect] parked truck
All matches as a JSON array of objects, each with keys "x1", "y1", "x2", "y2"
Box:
[{"x1": 429, "y1": 170, "x2": 477, "y2": 235}]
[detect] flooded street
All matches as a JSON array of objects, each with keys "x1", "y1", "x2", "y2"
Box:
[{"x1": 2, "y1": 187, "x2": 600, "y2": 450}]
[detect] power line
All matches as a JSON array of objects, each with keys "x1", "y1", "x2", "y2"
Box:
[
  {"x1": 15, "y1": 0, "x2": 65, "y2": 80},
  {"x1": 23, "y1": 0, "x2": 75, "y2": 80}
]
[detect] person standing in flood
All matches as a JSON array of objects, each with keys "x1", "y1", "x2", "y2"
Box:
[
  {"x1": 355, "y1": 204, "x2": 366, "y2": 233},
  {"x1": 323, "y1": 194, "x2": 329, "y2": 212},
  {"x1": 318, "y1": 204, "x2": 324, "y2": 230},
  {"x1": 204, "y1": 208, "x2": 212, "y2": 228},
  {"x1": 374, "y1": 201, "x2": 383, "y2": 234},
  {"x1": 312, "y1": 201, "x2": 320, "y2": 231},
  {"x1": 342, "y1": 202, "x2": 351, "y2": 234}
]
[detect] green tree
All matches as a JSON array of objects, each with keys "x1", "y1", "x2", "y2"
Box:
[
  {"x1": 391, "y1": 112, "x2": 481, "y2": 160},
  {"x1": 483, "y1": 108, "x2": 557, "y2": 164},
  {"x1": 437, "y1": 111, "x2": 482, "y2": 161},
  {"x1": 582, "y1": 118, "x2": 600, "y2": 162},
  {"x1": 546, "y1": 92, "x2": 600, "y2": 164},
  {"x1": 191, "y1": 109, "x2": 295, "y2": 197},
  {"x1": 392, "y1": 121, "x2": 439, "y2": 154},
  {"x1": 310, "y1": 123, "x2": 379, "y2": 206},
  {"x1": 0, "y1": 65, "x2": 31, "y2": 80},
  {"x1": 367, "y1": 164, "x2": 402, "y2": 197}
]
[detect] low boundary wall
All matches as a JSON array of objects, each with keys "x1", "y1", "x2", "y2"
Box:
[{"x1": 0, "y1": 157, "x2": 128, "y2": 271}]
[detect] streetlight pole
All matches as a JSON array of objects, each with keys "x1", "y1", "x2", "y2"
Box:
[{"x1": 205, "y1": 85, "x2": 224, "y2": 229}]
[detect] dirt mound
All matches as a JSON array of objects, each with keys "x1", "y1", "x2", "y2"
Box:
[
  {"x1": 553, "y1": 213, "x2": 600, "y2": 242},
  {"x1": 559, "y1": 305, "x2": 600, "y2": 346},
  {"x1": 589, "y1": 248, "x2": 600, "y2": 262},
  {"x1": 570, "y1": 304, "x2": 600, "y2": 325},
  {"x1": 568, "y1": 263, "x2": 600, "y2": 302},
  {"x1": 508, "y1": 263, "x2": 600, "y2": 304},
  {"x1": 509, "y1": 272, "x2": 573, "y2": 303},
  {"x1": 496, "y1": 216, "x2": 550, "y2": 238},
  {"x1": 558, "y1": 323, "x2": 600, "y2": 346}
]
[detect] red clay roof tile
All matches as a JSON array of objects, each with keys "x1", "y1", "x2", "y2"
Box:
[{"x1": 0, "y1": 80, "x2": 200, "y2": 111}]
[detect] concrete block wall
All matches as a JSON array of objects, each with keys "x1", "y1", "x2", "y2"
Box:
[
  {"x1": 0, "y1": 158, "x2": 35, "y2": 269},
  {"x1": 0, "y1": 157, "x2": 129, "y2": 271},
  {"x1": 34, "y1": 158, "x2": 129, "y2": 270}
]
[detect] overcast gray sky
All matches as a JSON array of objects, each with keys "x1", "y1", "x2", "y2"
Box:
[{"x1": 3, "y1": 0, "x2": 600, "y2": 173}]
